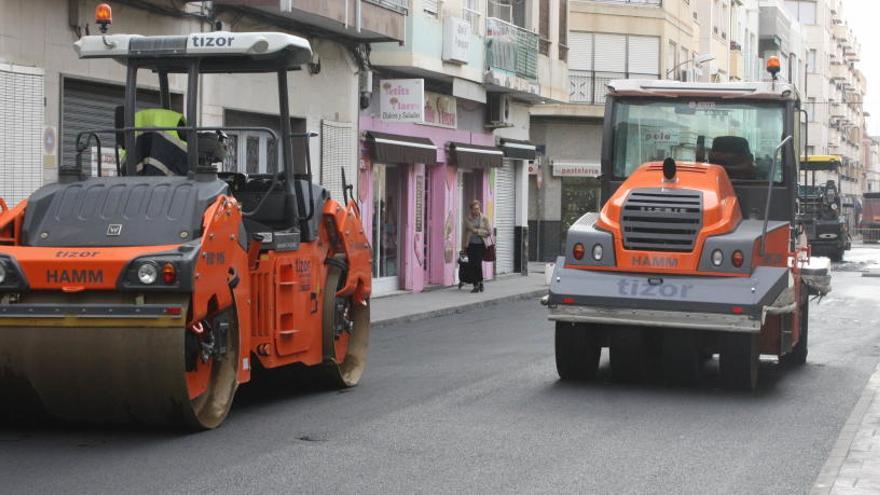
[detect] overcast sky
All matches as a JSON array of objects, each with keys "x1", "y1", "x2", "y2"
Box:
[{"x1": 844, "y1": 0, "x2": 879, "y2": 135}]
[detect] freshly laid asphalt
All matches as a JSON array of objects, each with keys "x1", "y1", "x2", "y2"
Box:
[{"x1": 1, "y1": 246, "x2": 879, "y2": 494}]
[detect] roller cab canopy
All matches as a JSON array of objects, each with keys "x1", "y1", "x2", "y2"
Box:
[
  {"x1": 74, "y1": 31, "x2": 313, "y2": 72},
  {"x1": 801, "y1": 155, "x2": 842, "y2": 171}
]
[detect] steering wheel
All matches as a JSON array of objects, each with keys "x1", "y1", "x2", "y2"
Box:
[{"x1": 217, "y1": 172, "x2": 246, "y2": 192}]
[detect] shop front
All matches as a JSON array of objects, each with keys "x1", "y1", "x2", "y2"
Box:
[
  {"x1": 359, "y1": 78, "x2": 505, "y2": 295},
  {"x1": 359, "y1": 126, "x2": 502, "y2": 296},
  {"x1": 361, "y1": 131, "x2": 437, "y2": 295},
  {"x1": 554, "y1": 160, "x2": 602, "y2": 254}
]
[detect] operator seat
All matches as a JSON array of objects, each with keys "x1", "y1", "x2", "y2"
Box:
[{"x1": 708, "y1": 136, "x2": 757, "y2": 180}]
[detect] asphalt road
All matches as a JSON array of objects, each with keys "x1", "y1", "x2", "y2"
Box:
[{"x1": 1, "y1": 245, "x2": 879, "y2": 494}]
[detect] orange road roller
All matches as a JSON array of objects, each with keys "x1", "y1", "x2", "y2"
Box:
[{"x1": 0, "y1": 29, "x2": 371, "y2": 429}]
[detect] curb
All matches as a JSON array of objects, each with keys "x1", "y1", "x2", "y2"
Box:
[
  {"x1": 811, "y1": 363, "x2": 880, "y2": 494},
  {"x1": 372, "y1": 288, "x2": 548, "y2": 329}
]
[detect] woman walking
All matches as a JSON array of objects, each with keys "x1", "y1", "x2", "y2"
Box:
[{"x1": 462, "y1": 199, "x2": 491, "y2": 293}]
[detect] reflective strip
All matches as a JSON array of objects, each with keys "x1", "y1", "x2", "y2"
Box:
[{"x1": 136, "y1": 157, "x2": 176, "y2": 177}]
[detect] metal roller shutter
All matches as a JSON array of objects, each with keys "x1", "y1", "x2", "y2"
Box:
[
  {"x1": 628, "y1": 35, "x2": 660, "y2": 77},
  {"x1": 494, "y1": 159, "x2": 516, "y2": 274},
  {"x1": 423, "y1": 0, "x2": 439, "y2": 14},
  {"x1": 568, "y1": 31, "x2": 593, "y2": 71},
  {"x1": 320, "y1": 120, "x2": 355, "y2": 202},
  {"x1": 0, "y1": 64, "x2": 44, "y2": 206},
  {"x1": 594, "y1": 33, "x2": 626, "y2": 73},
  {"x1": 61, "y1": 78, "x2": 179, "y2": 171}
]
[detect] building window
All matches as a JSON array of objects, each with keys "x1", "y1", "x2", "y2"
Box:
[
  {"x1": 680, "y1": 47, "x2": 689, "y2": 81},
  {"x1": 558, "y1": 0, "x2": 568, "y2": 61},
  {"x1": 667, "y1": 41, "x2": 677, "y2": 79},
  {"x1": 463, "y1": 0, "x2": 483, "y2": 35},
  {"x1": 784, "y1": 0, "x2": 817, "y2": 25},
  {"x1": 807, "y1": 49, "x2": 817, "y2": 72},
  {"x1": 568, "y1": 32, "x2": 660, "y2": 104},
  {"x1": 423, "y1": 0, "x2": 439, "y2": 15},
  {"x1": 223, "y1": 110, "x2": 306, "y2": 175}
]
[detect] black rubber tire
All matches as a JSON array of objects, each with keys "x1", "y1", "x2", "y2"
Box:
[
  {"x1": 186, "y1": 308, "x2": 241, "y2": 430},
  {"x1": 610, "y1": 328, "x2": 648, "y2": 382},
  {"x1": 781, "y1": 286, "x2": 809, "y2": 366},
  {"x1": 555, "y1": 322, "x2": 601, "y2": 381},
  {"x1": 719, "y1": 333, "x2": 759, "y2": 391},
  {"x1": 321, "y1": 256, "x2": 370, "y2": 388},
  {"x1": 660, "y1": 330, "x2": 701, "y2": 385}
]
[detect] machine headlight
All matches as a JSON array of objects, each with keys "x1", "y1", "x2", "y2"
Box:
[
  {"x1": 0, "y1": 262, "x2": 6, "y2": 285},
  {"x1": 831, "y1": 203, "x2": 838, "y2": 210},
  {"x1": 711, "y1": 249, "x2": 724, "y2": 267},
  {"x1": 592, "y1": 244, "x2": 604, "y2": 261},
  {"x1": 137, "y1": 262, "x2": 159, "y2": 285}
]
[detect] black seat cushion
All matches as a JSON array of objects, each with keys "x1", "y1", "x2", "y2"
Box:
[{"x1": 709, "y1": 136, "x2": 757, "y2": 179}]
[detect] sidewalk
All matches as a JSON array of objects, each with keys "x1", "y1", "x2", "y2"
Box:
[
  {"x1": 371, "y1": 263, "x2": 550, "y2": 329},
  {"x1": 813, "y1": 364, "x2": 880, "y2": 494}
]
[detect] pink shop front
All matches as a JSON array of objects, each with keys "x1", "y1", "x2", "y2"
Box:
[{"x1": 358, "y1": 118, "x2": 504, "y2": 295}]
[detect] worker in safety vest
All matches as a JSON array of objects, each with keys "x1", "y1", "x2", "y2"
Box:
[{"x1": 122, "y1": 108, "x2": 189, "y2": 176}]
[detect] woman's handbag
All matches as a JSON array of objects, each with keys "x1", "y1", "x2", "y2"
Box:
[{"x1": 483, "y1": 235, "x2": 496, "y2": 262}]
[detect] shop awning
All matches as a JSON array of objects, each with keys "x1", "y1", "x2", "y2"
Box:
[
  {"x1": 448, "y1": 142, "x2": 504, "y2": 169},
  {"x1": 499, "y1": 138, "x2": 537, "y2": 160},
  {"x1": 365, "y1": 131, "x2": 437, "y2": 165}
]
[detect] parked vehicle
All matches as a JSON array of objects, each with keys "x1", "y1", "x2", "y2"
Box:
[
  {"x1": 862, "y1": 192, "x2": 880, "y2": 243},
  {"x1": 543, "y1": 59, "x2": 830, "y2": 391},
  {"x1": 798, "y1": 155, "x2": 850, "y2": 261}
]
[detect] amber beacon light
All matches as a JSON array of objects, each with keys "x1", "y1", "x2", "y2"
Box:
[
  {"x1": 96, "y1": 3, "x2": 113, "y2": 33},
  {"x1": 766, "y1": 56, "x2": 781, "y2": 78}
]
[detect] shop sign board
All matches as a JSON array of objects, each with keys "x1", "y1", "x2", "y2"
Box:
[
  {"x1": 552, "y1": 161, "x2": 601, "y2": 178},
  {"x1": 442, "y1": 16, "x2": 471, "y2": 64},
  {"x1": 380, "y1": 79, "x2": 424, "y2": 123},
  {"x1": 422, "y1": 91, "x2": 457, "y2": 128}
]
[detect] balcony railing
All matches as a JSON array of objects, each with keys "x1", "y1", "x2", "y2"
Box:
[
  {"x1": 486, "y1": 17, "x2": 539, "y2": 81},
  {"x1": 569, "y1": 70, "x2": 657, "y2": 105},
  {"x1": 365, "y1": 0, "x2": 409, "y2": 13}
]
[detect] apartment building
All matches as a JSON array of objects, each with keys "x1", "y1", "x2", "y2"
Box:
[
  {"x1": 697, "y1": 0, "x2": 760, "y2": 82},
  {"x1": 787, "y1": 0, "x2": 867, "y2": 223},
  {"x1": 366, "y1": 0, "x2": 568, "y2": 293},
  {"x1": 865, "y1": 136, "x2": 880, "y2": 194}
]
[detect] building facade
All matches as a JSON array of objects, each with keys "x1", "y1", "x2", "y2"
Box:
[
  {"x1": 364, "y1": 0, "x2": 568, "y2": 294},
  {"x1": 0, "y1": 0, "x2": 406, "y2": 212},
  {"x1": 784, "y1": 0, "x2": 868, "y2": 225}
]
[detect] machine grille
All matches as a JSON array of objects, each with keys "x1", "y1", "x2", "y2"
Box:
[{"x1": 621, "y1": 189, "x2": 703, "y2": 252}]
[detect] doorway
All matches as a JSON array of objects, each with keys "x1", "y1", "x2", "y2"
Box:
[
  {"x1": 372, "y1": 164, "x2": 402, "y2": 294},
  {"x1": 457, "y1": 169, "x2": 484, "y2": 259}
]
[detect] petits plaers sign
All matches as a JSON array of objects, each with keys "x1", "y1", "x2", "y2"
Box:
[{"x1": 380, "y1": 79, "x2": 424, "y2": 123}]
